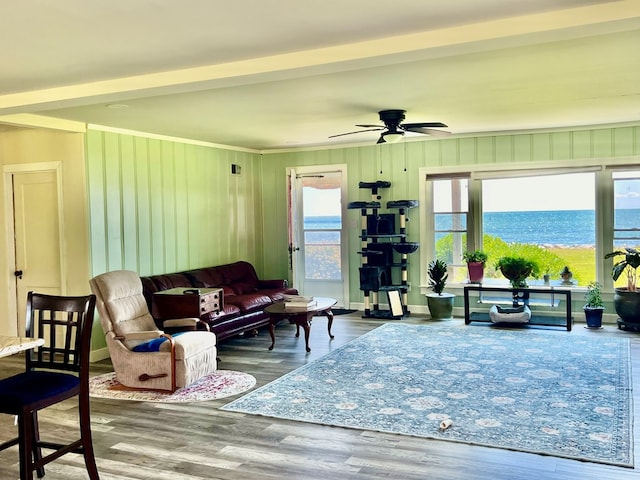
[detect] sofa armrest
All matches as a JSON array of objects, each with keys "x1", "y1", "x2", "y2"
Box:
[{"x1": 258, "y1": 279, "x2": 288, "y2": 289}]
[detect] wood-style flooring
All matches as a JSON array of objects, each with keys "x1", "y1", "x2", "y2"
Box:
[{"x1": 1, "y1": 314, "x2": 639, "y2": 479}]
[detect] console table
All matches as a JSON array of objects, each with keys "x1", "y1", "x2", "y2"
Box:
[
  {"x1": 152, "y1": 287, "x2": 223, "y2": 321},
  {"x1": 463, "y1": 285, "x2": 573, "y2": 331}
]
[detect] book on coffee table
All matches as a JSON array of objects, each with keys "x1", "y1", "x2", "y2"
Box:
[{"x1": 283, "y1": 295, "x2": 317, "y2": 311}]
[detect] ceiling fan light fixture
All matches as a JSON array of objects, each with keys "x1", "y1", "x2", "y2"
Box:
[{"x1": 382, "y1": 132, "x2": 404, "y2": 143}]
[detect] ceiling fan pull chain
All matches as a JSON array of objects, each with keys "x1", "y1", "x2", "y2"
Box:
[{"x1": 404, "y1": 142, "x2": 407, "y2": 172}]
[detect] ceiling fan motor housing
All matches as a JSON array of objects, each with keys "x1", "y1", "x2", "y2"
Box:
[{"x1": 379, "y1": 110, "x2": 406, "y2": 130}]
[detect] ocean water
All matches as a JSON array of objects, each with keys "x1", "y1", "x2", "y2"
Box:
[
  {"x1": 305, "y1": 209, "x2": 640, "y2": 247},
  {"x1": 482, "y1": 210, "x2": 595, "y2": 246}
]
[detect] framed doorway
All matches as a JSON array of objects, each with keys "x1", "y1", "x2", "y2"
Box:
[
  {"x1": 288, "y1": 164, "x2": 348, "y2": 307},
  {"x1": 3, "y1": 162, "x2": 65, "y2": 336}
]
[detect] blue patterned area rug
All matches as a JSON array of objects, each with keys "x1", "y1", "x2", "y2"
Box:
[{"x1": 222, "y1": 323, "x2": 633, "y2": 467}]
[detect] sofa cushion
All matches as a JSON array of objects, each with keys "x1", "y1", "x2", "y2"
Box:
[
  {"x1": 231, "y1": 282, "x2": 258, "y2": 295},
  {"x1": 140, "y1": 276, "x2": 159, "y2": 295},
  {"x1": 224, "y1": 293, "x2": 272, "y2": 313},
  {"x1": 218, "y1": 261, "x2": 259, "y2": 285},
  {"x1": 260, "y1": 287, "x2": 299, "y2": 302},
  {"x1": 184, "y1": 267, "x2": 224, "y2": 288},
  {"x1": 152, "y1": 273, "x2": 192, "y2": 291},
  {"x1": 258, "y1": 279, "x2": 287, "y2": 289},
  {"x1": 221, "y1": 286, "x2": 236, "y2": 296},
  {"x1": 201, "y1": 304, "x2": 241, "y2": 324}
]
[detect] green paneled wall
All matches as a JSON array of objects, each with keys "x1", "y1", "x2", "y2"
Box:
[
  {"x1": 85, "y1": 125, "x2": 639, "y2": 313},
  {"x1": 262, "y1": 126, "x2": 640, "y2": 307},
  {"x1": 86, "y1": 129, "x2": 265, "y2": 278}
]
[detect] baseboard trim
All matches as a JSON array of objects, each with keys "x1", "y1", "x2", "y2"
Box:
[{"x1": 90, "y1": 346, "x2": 110, "y2": 363}]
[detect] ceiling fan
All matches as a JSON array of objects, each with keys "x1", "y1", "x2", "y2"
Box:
[{"x1": 329, "y1": 109, "x2": 449, "y2": 144}]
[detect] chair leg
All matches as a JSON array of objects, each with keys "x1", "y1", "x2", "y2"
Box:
[
  {"x1": 79, "y1": 395, "x2": 100, "y2": 479},
  {"x1": 31, "y1": 411, "x2": 45, "y2": 478},
  {"x1": 18, "y1": 411, "x2": 34, "y2": 480}
]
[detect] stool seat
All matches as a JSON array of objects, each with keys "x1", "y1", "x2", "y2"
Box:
[{"x1": 0, "y1": 371, "x2": 79, "y2": 410}]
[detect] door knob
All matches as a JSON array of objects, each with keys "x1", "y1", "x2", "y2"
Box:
[{"x1": 14, "y1": 270, "x2": 23, "y2": 279}]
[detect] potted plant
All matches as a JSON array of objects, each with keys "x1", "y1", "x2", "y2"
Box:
[
  {"x1": 604, "y1": 247, "x2": 640, "y2": 328},
  {"x1": 426, "y1": 259, "x2": 455, "y2": 320},
  {"x1": 462, "y1": 250, "x2": 488, "y2": 283},
  {"x1": 583, "y1": 281, "x2": 605, "y2": 328},
  {"x1": 560, "y1": 266, "x2": 574, "y2": 285},
  {"x1": 494, "y1": 256, "x2": 539, "y2": 288}
]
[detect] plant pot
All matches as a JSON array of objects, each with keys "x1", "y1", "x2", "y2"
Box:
[
  {"x1": 499, "y1": 265, "x2": 533, "y2": 288},
  {"x1": 613, "y1": 288, "x2": 640, "y2": 324},
  {"x1": 426, "y1": 293, "x2": 455, "y2": 320},
  {"x1": 467, "y1": 262, "x2": 484, "y2": 283},
  {"x1": 584, "y1": 306, "x2": 604, "y2": 328}
]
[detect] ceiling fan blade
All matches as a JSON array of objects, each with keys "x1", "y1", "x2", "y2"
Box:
[
  {"x1": 376, "y1": 135, "x2": 386, "y2": 144},
  {"x1": 329, "y1": 127, "x2": 384, "y2": 138},
  {"x1": 356, "y1": 124, "x2": 384, "y2": 128},
  {"x1": 403, "y1": 126, "x2": 451, "y2": 137},
  {"x1": 401, "y1": 122, "x2": 448, "y2": 129}
]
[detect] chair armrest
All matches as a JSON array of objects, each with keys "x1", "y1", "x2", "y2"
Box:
[
  {"x1": 163, "y1": 318, "x2": 197, "y2": 329},
  {"x1": 114, "y1": 330, "x2": 163, "y2": 350},
  {"x1": 114, "y1": 330, "x2": 163, "y2": 341},
  {"x1": 162, "y1": 318, "x2": 210, "y2": 331}
]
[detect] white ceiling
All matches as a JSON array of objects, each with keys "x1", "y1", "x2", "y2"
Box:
[{"x1": 1, "y1": 0, "x2": 639, "y2": 151}]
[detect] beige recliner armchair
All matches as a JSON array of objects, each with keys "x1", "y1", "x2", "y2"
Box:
[{"x1": 90, "y1": 270, "x2": 218, "y2": 392}]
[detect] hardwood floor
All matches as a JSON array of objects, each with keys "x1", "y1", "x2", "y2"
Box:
[{"x1": 1, "y1": 314, "x2": 639, "y2": 479}]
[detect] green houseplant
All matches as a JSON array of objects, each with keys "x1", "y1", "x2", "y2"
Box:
[
  {"x1": 494, "y1": 256, "x2": 539, "y2": 288},
  {"x1": 604, "y1": 247, "x2": 640, "y2": 327},
  {"x1": 426, "y1": 259, "x2": 454, "y2": 320},
  {"x1": 583, "y1": 281, "x2": 605, "y2": 328},
  {"x1": 462, "y1": 250, "x2": 488, "y2": 283}
]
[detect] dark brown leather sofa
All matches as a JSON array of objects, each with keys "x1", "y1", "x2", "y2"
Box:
[{"x1": 140, "y1": 261, "x2": 297, "y2": 342}]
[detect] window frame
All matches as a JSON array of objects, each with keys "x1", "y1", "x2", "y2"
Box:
[{"x1": 419, "y1": 160, "x2": 640, "y2": 293}]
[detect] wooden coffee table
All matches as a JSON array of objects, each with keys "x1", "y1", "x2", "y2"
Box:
[{"x1": 265, "y1": 297, "x2": 337, "y2": 352}]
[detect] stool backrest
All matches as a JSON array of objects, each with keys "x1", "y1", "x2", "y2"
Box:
[{"x1": 25, "y1": 292, "x2": 96, "y2": 376}]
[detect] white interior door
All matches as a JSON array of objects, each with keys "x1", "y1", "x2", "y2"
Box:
[
  {"x1": 5, "y1": 167, "x2": 63, "y2": 335},
  {"x1": 289, "y1": 165, "x2": 348, "y2": 307}
]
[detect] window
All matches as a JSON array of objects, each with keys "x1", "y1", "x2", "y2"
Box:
[
  {"x1": 425, "y1": 168, "x2": 607, "y2": 286},
  {"x1": 431, "y1": 177, "x2": 469, "y2": 282},
  {"x1": 611, "y1": 170, "x2": 640, "y2": 287},
  {"x1": 302, "y1": 180, "x2": 342, "y2": 280}
]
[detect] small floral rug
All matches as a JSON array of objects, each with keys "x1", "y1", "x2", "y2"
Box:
[
  {"x1": 90, "y1": 370, "x2": 256, "y2": 403},
  {"x1": 222, "y1": 323, "x2": 633, "y2": 467}
]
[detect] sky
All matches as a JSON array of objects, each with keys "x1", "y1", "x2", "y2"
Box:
[
  {"x1": 303, "y1": 187, "x2": 341, "y2": 216},
  {"x1": 482, "y1": 174, "x2": 596, "y2": 212},
  {"x1": 302, "y1": 173, "x2": 640, "y2": 216}
]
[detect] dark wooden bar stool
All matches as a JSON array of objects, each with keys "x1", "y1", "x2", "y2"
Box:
[{"x1": 0, "y1": 292, "x2": 99, "y2": 480}]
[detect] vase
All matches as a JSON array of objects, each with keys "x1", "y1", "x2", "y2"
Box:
[
  {"x1": 426, "y1": 293, "x2": 455, "y2": 320},
  {"x1": 467, "y1": 262, "x2": 484, "y2": 283},
  {"x1": 584, "y1": 306, "x2": 604, "y2": 328},
  {"x1": 499, "y1": 265, "x2": 532, "y2": 289},
  {"x1": 613, "y1": 288, "x2": 640, "y2": 325}
]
